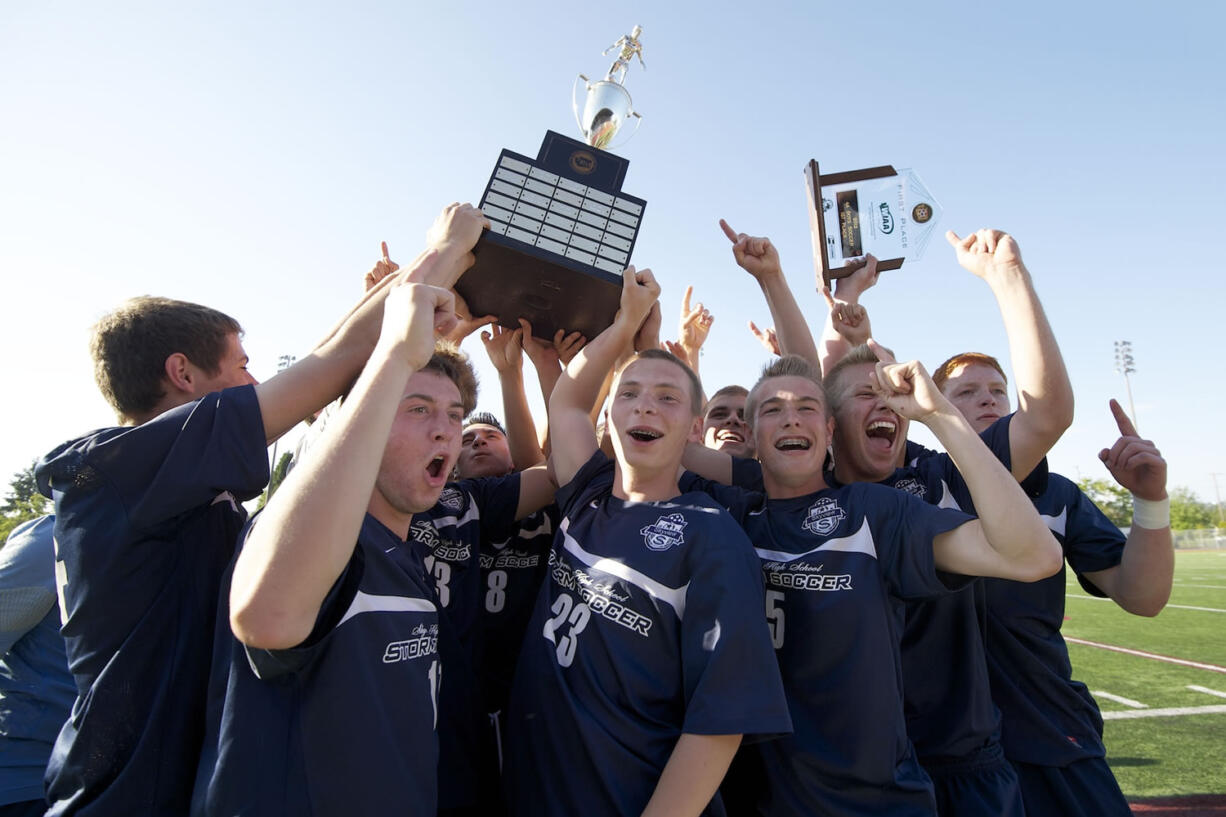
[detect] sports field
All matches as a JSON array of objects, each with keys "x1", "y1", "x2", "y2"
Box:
[{"x1": 1062, "y1": 549, "x2": 1226, "y2": 811}]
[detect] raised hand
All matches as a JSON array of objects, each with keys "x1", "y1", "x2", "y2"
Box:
[
  {"x1": 635, "y1": 301, "x2": 663, "y2": 352},
  {"x1": 378, "y1": 277, "x2": 457, "y2": 370},
  {"x1": 821, "y1": 286, "x2": 871, "y2": 347},
  {"x1": 866, "y1": 339, "x2": 945, "y2": 423},
  {"x1": 442, "y1": 290, "x2": 497, "y2": 345},
  {"x1": 1099, "y1": 399, "x2": 1167, "y2": 500},
  {"x1": 678, "y1": 285, "x2": 714, "y2": 356},
  {"x1": 748, "y1": 321, "x2": 780, "y2": 356},
  {"x1": 553, "y1": 328, "x2": 587, "y2": 365},
  {"x1": 481, "y1": 323, "x2": 524, "y2": 373},
  {"x1": 719, "y1": 218, "x2": 782, "y2": 281},
  {"x1": 427, "y1": 202, "x2": 490, "y2": 255},
  {"x1": 945, "y1": 229, "x2": 1024, "y2": 280},
  {"x1": 363, "y1": 241, "x2": 400, "y2": 293},
  {"x1": 618, "y1": 265, "x2": 661, "y2": 330},
  {"x1": 832, "y1": 254, "x2": 880, "y2": 303}
]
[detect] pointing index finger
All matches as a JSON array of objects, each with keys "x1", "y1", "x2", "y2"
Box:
[
  {"x1": 682, "y1": 285, "x2": 693, "y2": 314},
  {"x1": 381, "y1": 241, "x2": 391, "y2": 263},
  {"x1": 1109, "y1": 398, "x2": 1138, "y2": 437},
  {"x1": 718, "y1": 218, "x2": 739, "y2": 244},
  {"x1": 867, "y1": 338, "x2": 895, "y2": 364}
]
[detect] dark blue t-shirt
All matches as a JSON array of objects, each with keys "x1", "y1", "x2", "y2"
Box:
[
  {"x1": 505, "y1": 453, "x2": 792, "y2": 817},
  {"x1": 193, "y1": 513, "x2": 440, "y2": 816},
  {"x1": 881, "y1": 414, "x2": 1048, "y2": 763},
  {"x1": 982, "y1": 473, "x2": 1124, "y2": 766},
  {"x1": 686, "y1": 475, "x2": 970, "y2": 817},
  {"x1": 35, "y1": 386, "x2": 268, "y2": 817},
  {"x1": 410, "y1": 476, "x2": 520, "y2": 811},
  {"x1": 0, "y1": 515, "x2": 75, "y2": 807}
]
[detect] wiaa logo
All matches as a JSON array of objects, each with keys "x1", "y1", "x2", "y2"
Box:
[
  {"x1": 569, "y1": 150, "x2": 597, "y2": 175},
  {"x1": 878, "y1": 203, "x2": 895, "y2": 235},
  {"x1": 640, "y1": 512, "x2": 687, "y2": 551}
]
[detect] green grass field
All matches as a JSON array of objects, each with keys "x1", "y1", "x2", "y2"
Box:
[{"x1": 1062, "y1": 549, "x2": 1226, "y2": 800}]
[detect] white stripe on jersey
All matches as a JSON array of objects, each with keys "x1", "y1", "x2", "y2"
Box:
[
  {"x1": 936, "y1": 480, "x2": 961, "y2": 510},
  {"x1": 1041, "y1": 507, "x2": 1068, "y2": 536},
  {"x1": 337, "y1": 590, "x2": 437, "y2": 628},
  {"x1": 753, "y1": 519, "x2": 877, "y2": 563},
  {"x1": 559, "y1": 517, "x2": 690, "y2": 618}
]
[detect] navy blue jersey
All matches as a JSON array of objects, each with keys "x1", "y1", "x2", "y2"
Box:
[
  {"x1": 505, "y1": 453, "x2": 791, "y2": 817},
  {"x1": 193, "y1": 513, "x2": 440, "y2": 816},
  {"x1": 983, "y1": 473, "x2": 1124, "y2": 766},
  {"x1": 34, "y1": 386, "x2": 268, "y2": 817},
  {"x1": 685, "y1": 475, "x2": 971, "y2": 817},
  {"x1": 478, "y1": 504, "x2": 558, "y2": 717},
  {"x1": 881, "y1": 414, "x2": 1048, "y2": 763},
  {"x1": 411, "y1": 476, "x2": 520, "y2": 811}
]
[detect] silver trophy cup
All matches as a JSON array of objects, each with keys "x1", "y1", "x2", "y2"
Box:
[{"x1": 573, "y1": 75, "x2": 641, "y2": 150}]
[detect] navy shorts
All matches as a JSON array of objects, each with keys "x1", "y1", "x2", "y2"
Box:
[
  {"x1": 923, "y1": 743, "x2": 1024, "y2": 817},
  {"x1": 1011, "y1": 756, "x2": 1131, "y2": 817}
]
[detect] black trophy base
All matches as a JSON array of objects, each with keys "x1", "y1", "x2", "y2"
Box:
[{"x1": 458, "y1": 230, "x2": 623, "y2": 343}]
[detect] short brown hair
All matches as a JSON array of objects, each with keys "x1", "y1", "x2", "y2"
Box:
[
  {"x1": 423, "y1": 342, "x2": 478, "y2": 417},
  {"x1": 822, "y1": 344, "x2": 892, "y2": 413},
  {"x1": 746, "y1": 355, "x2": 824, "y2": 427},
  {"x1": 90, "y1": 296, "x2": 243, "y2": 422},
  {"x1": 704, "y1": 384, "x2": 748, "y2": 416},
  {"x1": 614, "y1": 348, "x2": 703, "y2": 414},
  {"x1": 933, "y1": 352, "x2": 1007, "y2": 391}
]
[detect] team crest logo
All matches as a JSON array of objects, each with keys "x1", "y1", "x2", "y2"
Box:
[
  {"x1": 438, "y1": 487, "x2": 464, "y2": 512},
  {"x1": 893, "y1": 478, "x2": 926, "y2": 498},
  {"x1": 802, "y1": 498, "x2": 846, "y2": 536},
  {"x1": 912, "y1": 202, "x2": 933, "y2": 223},
  {"x1": 878, "y1": 202, "x2": 895, "y2": 234},
  {"x1": 640, "y1": 513, "x2": 687, "y2": 551},
  {"x1": 569, "y1": 150, "x2": 596, "y2": 175}
]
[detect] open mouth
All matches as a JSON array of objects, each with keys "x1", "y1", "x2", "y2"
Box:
[
  {"x1": 865, "y1": 419, "x2": 898, "y2": 452},
  {"x1": 775, "y1": 436, "x2": 812, "y2": 451},
  {"x1": 717, "y1": 431, "x2": 745, "y2": 444},
  {"x1": 427, "y1": 455, "x2": 447, "y2": 479},
  {"x1": 627, "y1": 427, "x2": 663, "y2": 443}
]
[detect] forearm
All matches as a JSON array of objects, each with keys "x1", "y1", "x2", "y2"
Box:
[
  {"x1": 925, "y1": 408, "x2": 1061, "y2": 577},
  {"x1": 640, "y1": 733, "x2": 740, "y2": 817},
  {"x1": 232, "y1": 346, "x2": 413, "y2": 649},
  {"x1": 989, "y1": 265, "x2": 1073, "y2": 466},
  {"x1": 255, "y1": 339, "x2": 375, "y2": 442},
  {"x1": 758, "y1": 273, "x2": 819, "y2": 370},
  {"x1": 1104, "y1": 524, "x2": 1174, "y2": 616},
  {"x1": 499, "y1": 369, "x2": 545, "y2": 470},
  {"x1": 819, "y1": 313, "x2": 853, "y2": 376}
]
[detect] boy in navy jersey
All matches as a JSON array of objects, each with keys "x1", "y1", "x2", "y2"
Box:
[
  {"x1": 682, "y1": 351, "x2": 1061, "y2": 817},
  {"x1": 935, "y1": 352, "x2": 1172, "y2": 816},
  {"x1": 196, "y1": 279, "x2": 469, "y2": 816},
  {"x1": 35, "y1": 203, "x2": 489, "y2": 817},
  {"x1": 505, "y1": 267, "x2": 792, "y2": 817}
]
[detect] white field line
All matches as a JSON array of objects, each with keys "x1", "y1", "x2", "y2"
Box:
[
  {"x1": 1188, "y1": 684, "x2": 1226, "y2": 700},
  {"x1": 1064, "y1": 637, "x2": 1226, "y2": 674},
  {"x1": 1171, "y1": 583, "x2": 1226, "y2": 589},
  {"x1": 1092, "y1": 691, "x2": 1147, "y2": 708},
  {"x1": 1065, "y1": 594, "x2": 1226, "y2": 614},
  {"x1": 1101, "y1": 704, "x2": 1226, "y2": 721}
]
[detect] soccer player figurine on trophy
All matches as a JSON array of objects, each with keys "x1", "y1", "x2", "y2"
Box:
[{"x1": 456, "y1": 28, "x2": 648, "y2": 342}]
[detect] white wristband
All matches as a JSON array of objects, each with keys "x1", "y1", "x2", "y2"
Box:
[{"x1": 1132, "y1": 495, "x2": 1170, "y2": 530}]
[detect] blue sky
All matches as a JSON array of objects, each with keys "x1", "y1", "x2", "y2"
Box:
[{"x1": 1, "y1": 1, "x2": 1223, "y2": 508}]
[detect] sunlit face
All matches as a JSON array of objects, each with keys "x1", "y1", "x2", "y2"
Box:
[
  {"x1": 373, "y1": 370, "x2": 464, "y2": 517},
  {"x1": 941, "y1": 362, "x2": 1010, "y2": 434},
  {"x1": 750, "y1": 375, "x2": 834, "y2": 498},
  {"x1": 457, "y1": 424, "x2": 513, "y2": 478},
  {"x1": 702, "y1": 392, "x2": 755, "y2": 458},
  {"x1": 195, "y1": 333, "x2": 258, "y2": 394},
  {"x1": 608, "y1": 357, "x2": 699, "y2": 476},
  {"x1": 829, "y1": 362, "x2": 908, "y2": 484}
]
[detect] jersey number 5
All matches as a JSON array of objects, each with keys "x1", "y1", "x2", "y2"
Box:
[{"x1": 765, "y1": 589, "x2": 786, "y2": 649}]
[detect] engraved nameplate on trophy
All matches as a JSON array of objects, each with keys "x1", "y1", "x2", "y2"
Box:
[
  {"x1": 804, "y1": 160, "x2": 942, "y2": 287},
  {"x1": 458, "y1": 27, "x2": 647, "y2": 342}
]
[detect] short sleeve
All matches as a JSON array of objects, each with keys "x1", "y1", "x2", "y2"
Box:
[
  {"x1": 679, "y1": 515, "x2": 792, "y2": 739},
  {"x1": 0, "y1": 516, "x2": 59, "y2": 653},
  {"x1": 875, "y1": 487, "x2": 974, "y2": 600},
  {"x1": 1064, "y1": 486, "x2": 1126, "y2": 597},
  {"x1": 459, "y1": 472, "x2": 522, "y2": 542},
  {"x1": 554, "y1": 451, "x2": 615, "y2": 518}
]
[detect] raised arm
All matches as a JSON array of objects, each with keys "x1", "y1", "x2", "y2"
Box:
[
  {"x1": 818, "y1": 255, "x2": 879, "y2": 375},
  {"x1": 720, "y1": 219, "x2": 820, "y2": 371},
  {"x1": 481, "y1": 324, "x2": 545, "y2": 470},
  {"x1": 549, "y1": 267, "x2": 660, "y2": 487},
  {"x1": 868, "y1": 340, "x2": 1062, "y2": 581},
  {"x1": 1081, "y1": 399, "x2": 1173, "y2": 616},
  {"x1": 947, "y1": 229, "x2": 1073, "y2": 479},
  {"x1": 231, "y1": 282, "x2": 458, "y2": 650}
]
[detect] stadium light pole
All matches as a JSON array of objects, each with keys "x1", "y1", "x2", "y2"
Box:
[
  {"x1": 1212, "y1": 473, "x2": 1225, "y2": 527},
  {"x1": 1113, "y1": 340, "x2": 1138, "y2": 432}
]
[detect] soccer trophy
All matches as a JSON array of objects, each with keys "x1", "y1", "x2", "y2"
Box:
[
  {"x1": 804, "y1": 160, "x2": 943, "y2": 287},
  {"x1": 456, "y1": 27, "x2": 648, "y2": 342}
]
